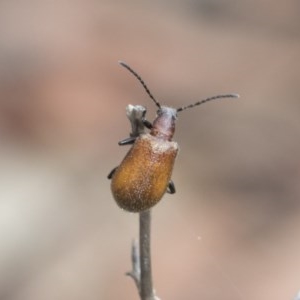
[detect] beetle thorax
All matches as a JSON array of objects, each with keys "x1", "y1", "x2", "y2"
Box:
[{"x1": 150, "y1": 106, "x2": 177, "y2": 141}]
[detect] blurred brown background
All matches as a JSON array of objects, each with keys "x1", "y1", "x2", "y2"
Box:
[{"x1": 0, "y1": 1, "x2": 299, "y2": 299}]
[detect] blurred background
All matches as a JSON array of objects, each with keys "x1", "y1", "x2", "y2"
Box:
[{"x1": 0, "y1": 0, "x2": 299, "y2": 299}]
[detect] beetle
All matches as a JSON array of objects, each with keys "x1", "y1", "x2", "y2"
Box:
[{"x1": 108, "y1": 61, "x2": 239, "y2": 212}]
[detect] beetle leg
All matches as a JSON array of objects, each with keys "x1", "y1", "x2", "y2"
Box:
[
  {"x1": 118, "y1": 136, "x2": 137, "y2": 146},
  {"x1": 108, "y1": 167, "x2": 118, "y2": 179},
  {"x1": 142, "y1": 118, "x2": 153, "y2": 129},
  {"x1": 167, "y1": 180, "x2": 176, "y2": 194},
  {"x1": 118, "y1": 118, "x2": 151, "y2": 146}
]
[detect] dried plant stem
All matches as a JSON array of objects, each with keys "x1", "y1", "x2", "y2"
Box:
[
  {"x1": 124, "y1": 105, "x2": 160, "y2": 300},
  {"x1": 139, "y1": 210, "x2": 154, "y2": 299}
]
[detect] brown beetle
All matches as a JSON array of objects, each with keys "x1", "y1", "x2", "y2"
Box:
[{"x1": 108, "y1": 62, "x2": 239, "y2": 212}]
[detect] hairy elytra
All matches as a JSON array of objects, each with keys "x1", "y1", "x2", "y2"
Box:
[{"x1": 108, "y1": 61, "x2": 239, "y2": 212}]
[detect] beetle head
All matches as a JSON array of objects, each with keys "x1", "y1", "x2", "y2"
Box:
[{"x1": 151, "y1": 106, "x2": 177, "y2": 141}]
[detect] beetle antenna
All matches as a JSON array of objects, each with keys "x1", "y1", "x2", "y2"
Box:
[
  {"x1": 177, "y1": 93, "x2": 239, "y2": 112},
  {"x1": 119, "y1": 61, "x2": 161, "y2": 109}
]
